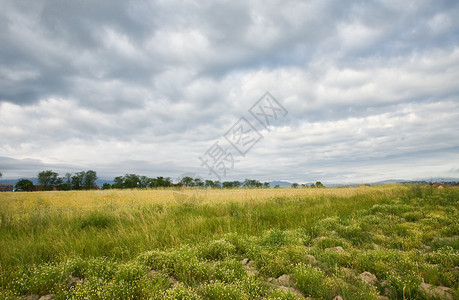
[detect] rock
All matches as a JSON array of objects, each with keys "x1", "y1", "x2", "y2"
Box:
[
  {"x1": 276, "y1": 274, "x2": 295, "y2": 287},
  {"x1": 66, "y1": 276, "x2": 81, "y2": 288},
  {"x1": 383, "y1": 287, "x2": 394, "y2": 298},
  {"x1": 241, "y1": 258, "x2": 249, "y2": 265},
  {"x1": 342, "y1": 268, "x2": 355, "y2": 278},
  {"x1": 22, "y1": 295, "x2": 39, "y2": 300},
  {"x1": 244, "y1": 260, "x2": 257, "y2": 275},
  {"x1": 419, "y1": 283, "x2": 453, "y2": 300},
  {"x1": 38, "y1": 295, "x2": 54, "y2": 300},
  {"x1": 246, "y1": 260, "x2": 256, "y2": 268},
  {"x1": 305, "y1": 254, "x2": 318, "y2": 266},
  {"x1": 168, "y1": 276, "x2": 180, "y2": 286},
  {"x1": 359, "y1": 271, "x2": 378, "y2": 285},
  {"x1": 333, "y1": 296, "x2": 344, "y2": 300},
  {"x1": 326, "y1": 246, "x2": 344, "y2": 252}
]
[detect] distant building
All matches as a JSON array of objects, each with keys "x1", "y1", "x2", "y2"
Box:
[
  {"x1": 0, "y1": 184, "x2": 14, "y2": 192},
  {"x1": 32, "y1": 185, "x2": 58, "y2": 191}
]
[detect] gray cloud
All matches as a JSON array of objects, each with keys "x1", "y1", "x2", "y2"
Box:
[{"x1": 1, "y1": 0, "x2": 458, "y2": 183}]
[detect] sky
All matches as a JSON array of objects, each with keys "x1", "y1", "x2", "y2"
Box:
[{"x1": 1, "y1": 0, "x2": 459, "y2": 184}]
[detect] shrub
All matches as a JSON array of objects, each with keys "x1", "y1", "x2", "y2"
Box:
[
  {"x1": 198, "y1": 239, "x2": 236, "y2": 260},
  {"x1": 292, "y1": 263, "x2": 325, "y2": 298}
]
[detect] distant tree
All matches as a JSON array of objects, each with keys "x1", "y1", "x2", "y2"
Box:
[
  {"x1": 112, "y1": 176, "x2": 124, "y2": 189},
  {"x1": 274, "y1": 185, "x2": 280, "y2": 189},
  {"x1": 57, "y1": 173, "x2": 72, "y2": 190},
  {"x1": 315, "y1": 181, "x2": 325, "y2": 188},
  {"x1": 65, "y1": 173, "x2": 72, "y2": 184},
  {"x1": 205, "y1": 180, "x2": 214, "y2": 188},
  {"x1": 83, "y1": 170, "x2": 98, "y2": 189},
  {"x1": 180, "y1": 176, "x2": 194, "y2": 187},
  {"x1": 38, "y1": 170, "x2": 59, "y2": 190},
  {"x1": 15, "y1": 179, "x2": 34, "y2": 191},
  {"x1": 0, "y1": 171, "x2": 2, "y2": 179},
  {"x1": 263, "y1": 182, "x2": 270, "y2": 189},
  {"x1": 101, "y1": 183, "x2": 112, "y2": 190},
  {"x1": 54, "y1": 177, "x2": 65, "y2": 190},
  {"x1": 291, "y1": 183, "x2": 299, "y2": 188},
  {"x1": 193, "y1": 178, "x2": 204, "y2": 187},
  {"x1": 124, "y1": 174, "x2": 140, "y2": 188},
  {"x1": 244, "y1": 179, "x2": 262, "y2": 188},
  {"x1": 213, "y1": 181, "x2": 222, "y2": 188},
  {"x1": 139, "y1": 176, "x2": 152, "y2": 188},
  {"x1": 222, "y1": 181, "x2": 234, "y2": 188},
  {"x1": 71, "y1": 171, "x2": 85, "y2": 190},
  {"x1": 310, "y1": 184, "x2": 316, "y2": 188},
  {"x1": 152, "y1": 176, "x2": 172, "y2": 188},
  {"x1": 163, "y1": 177, "x2": 173, "y2": 187}
]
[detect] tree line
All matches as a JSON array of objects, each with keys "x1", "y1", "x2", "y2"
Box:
[
  {"x1": 103, "y1": 175, "x2": 272, "y2": 190},
  {"x1": 15, "y1": 170, "x2": 98, "y2": 191},
  {"x1": 14, "y1": 170, "x2": 325, "y2": 191}
]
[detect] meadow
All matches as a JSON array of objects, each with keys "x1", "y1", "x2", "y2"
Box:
[{"x1": 0, "y1": 185, "x2": 457, "y2": 299}]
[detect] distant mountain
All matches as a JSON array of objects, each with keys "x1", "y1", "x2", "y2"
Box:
[
  {"x1": 373, "y1": 178, "x2": 459, "y2": 185},
  {"x1": 268, "y1": 180, "x2": 292, "y2": 187}
]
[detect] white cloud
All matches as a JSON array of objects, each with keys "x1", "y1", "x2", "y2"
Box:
[{"x1": 0, "y1": 0, "x2": 458, "y2": 183}]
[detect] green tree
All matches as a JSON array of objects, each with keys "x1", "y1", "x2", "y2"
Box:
[
  {"x1": 139, "y1": 176, "x2": 152, "y2": 188},
  {"x1": 315, "y1": 181, "x2": 325, "y2": 188},
  {"x1": 71, "y1": 171, "x2": 85, "y2": 190},
  {"x1": 124, "y1": 174, "x2": 140, "y2": 188},
  {"x1": 152, "y1": 176, "x2": 172, "y2": 188},
  {"x1": 101, "y1": 183, "x2": 111, "y2": 190},
  {"x1": 83, "y1": 170, "x2": 98, "y2": 189},
  {"x1": 15, "y1": 179, "x2": 34, "y2": 191},
  {"x1": 263, "y1": 182, "x2": 270, "y2": 188},
  {"x1": 243, "y1": 179, "x2": 262, "y2": 188},
  {"x1": 57, "y1": 173, "x2": 72, "y2": 190},
  {"x1": 37, "y1": 170, "x2": 59, "y2": 190},
  {"x1": 222, "y1": 181, "x2": 233, "y2": 188},
  {"x1": 291, "y1": 183, "x2": 299, "y2": 188},
  {"x1": 180, "y1": 176, "x2": 194, "y2": 187},
  {"x1": 112, "y1": 176, "x2": 124, "y2": 189},
  {"x1": 193, "y1": 178, "x2": 204, "y2": 187},
  {"x1": 205, "y1": 180, "x2": 214, "y2": 188}
]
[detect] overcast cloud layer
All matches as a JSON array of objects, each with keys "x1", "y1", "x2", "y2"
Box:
[{"x1": 1, "y1": 0, "x2": 459, "y2": 184}]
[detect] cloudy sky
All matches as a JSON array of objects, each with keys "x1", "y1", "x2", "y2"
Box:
[{"x1": 1, "y1": 0, "x2": 458, "y2": 184}]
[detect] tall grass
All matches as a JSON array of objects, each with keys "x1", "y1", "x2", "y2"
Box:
[
  {"x1": 0, "y1": 186, "x2": 403, "y2": 269},
  {"x1": 1, "y1": 184, "x2": 457, "y2": 299}
]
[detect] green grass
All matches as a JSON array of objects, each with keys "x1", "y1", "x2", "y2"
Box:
[{"x1": 0, "y1": 185, "x2": 458, "y2": 299}]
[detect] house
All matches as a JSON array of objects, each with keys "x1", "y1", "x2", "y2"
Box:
[{"x1": 0, "y1": 184, "x2": 14, "y2": 192}]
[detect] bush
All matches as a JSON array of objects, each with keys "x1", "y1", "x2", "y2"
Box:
[
  {"x1": 198, "y1": 239, "x2": 236, "y2": 260},
  {"x1": 292, "y1": 263, "x2": 325, "y2": 298}
]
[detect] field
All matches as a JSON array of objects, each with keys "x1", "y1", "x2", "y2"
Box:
[{"x1": 0, "y1": 185, "x2": 458, "y2": 299}]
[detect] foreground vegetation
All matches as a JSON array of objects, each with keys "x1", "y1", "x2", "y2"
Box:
[{"x1": 0, "y1": 185, "x2": 457, "y2": 299}]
